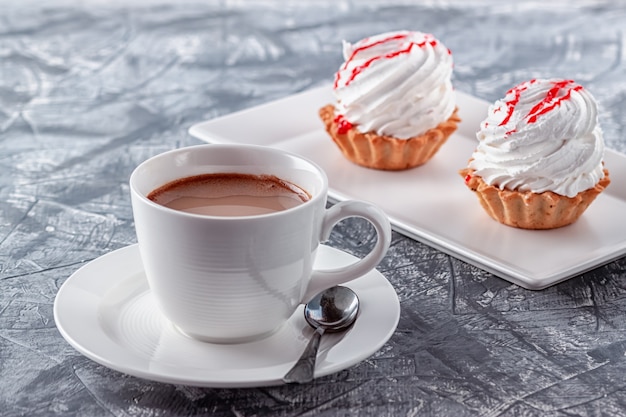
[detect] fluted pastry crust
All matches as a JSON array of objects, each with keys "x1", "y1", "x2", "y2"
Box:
[
  {"x1": 459, "y1": 167, "x2": 611, "y2": 229},
  {"x1": 319, "y1": 105, "x2": 460, "y2": 171}
]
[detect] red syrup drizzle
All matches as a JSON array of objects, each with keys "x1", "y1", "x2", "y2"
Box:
[
  {"x1": 526, "y1": 80, "x2": 582, "y2": 123},
  {"x1": 333, "y1": 33, "x2": 450, "y2": 89},
  {"x1": 498, "y1": 79, "x2": 535, "y2": 127},
  {"x1": 498, "y1": 79, "x2": 582, "y2": 136},
  {"x1": 334, "y1": 114, "x2": 353, "y2": 134}
]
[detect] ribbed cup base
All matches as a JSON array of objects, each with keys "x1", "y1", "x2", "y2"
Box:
[{"x1": 173, "y1": 322, "x2": 283, "y2": 344}]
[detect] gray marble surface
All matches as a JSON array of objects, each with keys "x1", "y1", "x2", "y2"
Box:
[{"x1": 1, "y1": 1, "x2": 626, "y2": 416}]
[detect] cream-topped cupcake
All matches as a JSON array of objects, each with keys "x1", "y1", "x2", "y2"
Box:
[
  {"x1": 319, "y1": 30, "x2": 460, "y2": 170},
  {"x1": 460, "y1": 78, "x2": 610, "y2": 229}
]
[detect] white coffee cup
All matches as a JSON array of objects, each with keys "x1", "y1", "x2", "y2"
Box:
[{"x1": 130, "y1": 144, "x2": 391, "y2": 343}]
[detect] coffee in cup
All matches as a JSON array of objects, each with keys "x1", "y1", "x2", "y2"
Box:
[{"x1": 147, "y1": 173, "x2": 310, "y2": 216}]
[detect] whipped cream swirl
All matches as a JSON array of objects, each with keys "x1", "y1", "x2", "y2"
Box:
[
  {"x1": 333, "y1": 30, "x2": 455, "y2": 139},
  {"x1": 469, "y1": 79, "x2": 606, "y2": 198}
]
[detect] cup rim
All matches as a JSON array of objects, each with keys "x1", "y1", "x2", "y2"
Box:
[{"x1": 129, "y1": 144, "x2": 329, "y2": 220}]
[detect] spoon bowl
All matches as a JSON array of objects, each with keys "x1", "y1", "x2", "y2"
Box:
[
  {"x1": 304, "y1": 286, "x2": 360, "y2": 331},
  {"x1": 282, "y1": 286, "x2": 360, "y2": 384}
]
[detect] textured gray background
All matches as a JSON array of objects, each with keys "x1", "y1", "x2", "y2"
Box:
[{"x1": 1, "y1": 1, "x2": 626, "y2": 416}]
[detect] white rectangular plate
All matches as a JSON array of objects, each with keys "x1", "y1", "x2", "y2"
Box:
[{"x1": 189, "y1": 85, "x2": 626, "y2": 290}]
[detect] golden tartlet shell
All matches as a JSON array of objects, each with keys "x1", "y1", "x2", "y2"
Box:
[
  {"x1": 319, "y1": 105, "x2": 460, "y2": 170},
  {"x1": 459, "y1": 167, "x2": 611, "y2": 229}
]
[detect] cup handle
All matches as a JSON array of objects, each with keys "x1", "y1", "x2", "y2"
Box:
[{"x1": 301, "y1": 200, "x2": 392, "y2": 302}]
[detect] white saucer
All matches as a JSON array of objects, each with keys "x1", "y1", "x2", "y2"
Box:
[{"x1": 54, "y1": 244, "x2": 400, "y2": 388}]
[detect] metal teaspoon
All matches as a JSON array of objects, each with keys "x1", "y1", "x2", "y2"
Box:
[{"x1": 282, "y1": 286, "x2": 360, "y2": 384}]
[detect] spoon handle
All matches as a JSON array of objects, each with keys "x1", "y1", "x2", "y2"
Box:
[{"x1": 282, "y1": 327, "x2": 325, "y2": 384}]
